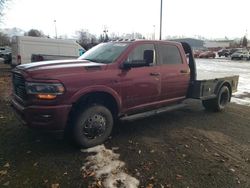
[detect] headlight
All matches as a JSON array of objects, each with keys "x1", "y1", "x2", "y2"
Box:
[{"x1": 26, "y1": 82, "x2": 65, "y2": 100}]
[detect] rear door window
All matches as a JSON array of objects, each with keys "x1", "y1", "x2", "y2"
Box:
[{"x1": 158, "y1": 44, "x2": 183, "y2": 65}]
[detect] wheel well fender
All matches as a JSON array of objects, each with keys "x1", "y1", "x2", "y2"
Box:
[
  {"x1": 69, "y1": 86, "x2": 122, "y2": 118},
  {"x1": 70, "y1": 86, "x2": 121, "y2": 109}
]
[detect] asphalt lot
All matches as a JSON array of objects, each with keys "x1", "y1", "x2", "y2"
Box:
[{"x1": 0, "y1": 60, "x2": 250, "y2": 188}]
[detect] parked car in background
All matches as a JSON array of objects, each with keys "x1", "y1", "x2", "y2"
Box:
[
  {"x1": 229, "y1": 48, "x2": 242, "y2": 56},
  {"x1": 0, "y1": 46, "x2": 12, "y2": 64},
  {"x1": 0, "y1": 58, "x2": 4, "y2": 63},
  {"x1": 198, "y1": 51, "x2": 216, "y2": 58},
  {"x1": 193, "y1": 50, "x2": 203, "y2": 58},
  {"x1": 217, "y1": 49, "x2": 230, "y2": 57},
  {"x1": 1, "y1": 53, "x2": 12, "y2": 64},
  {"x1": 0, "y1": 46, "x2": 11, "y2": 54},
  {"x1": 231, "y1": 49, "x2": 250, "y2": 60}
]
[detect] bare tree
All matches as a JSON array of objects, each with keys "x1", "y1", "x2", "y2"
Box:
[
  {"x1": 0, "y1": 31, "x2": 10, "y2": 46},
  {"x1": 76, "y1": 30, "x2": 97, "y2": 50},
  {"x1": 109, "y1": 32, "x2": 119, "y2": 41},
  {"x1": 0, "y1": 0, "x2": 9, "y2": 22},
  {"x1": 24, "y1": 29, "x2": 45, "y2": 37}
]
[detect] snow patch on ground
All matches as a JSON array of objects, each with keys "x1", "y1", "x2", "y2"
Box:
[
  {"x1": 196, "y1": 59, "x2": 250, "y2": 107},
  {"x1": 231, "y1": 97, "x2": 250, "y2": 106},
  {"x1": 81, "y1": 145, "x2": 139, "y2": 188}
]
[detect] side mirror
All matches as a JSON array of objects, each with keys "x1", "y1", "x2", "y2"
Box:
[{"x1": 143, "y1": 50, "x2": 154, "y2": 64}]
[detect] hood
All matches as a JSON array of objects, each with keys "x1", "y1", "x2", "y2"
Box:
[
  {"x1": 16, "y1": 59, "x2": 104, "y2": 71},
  {"x1": 14, "y1": 59, "x2": 106, "y2": 80}
]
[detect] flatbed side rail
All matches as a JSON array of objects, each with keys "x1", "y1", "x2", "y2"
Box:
[{"x1": 188, "y1": 75, "x2": 239, "y2": 100}]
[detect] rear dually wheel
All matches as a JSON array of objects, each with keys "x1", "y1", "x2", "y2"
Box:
[{"x1": 202, "y1": 86, "x2": 230, "y2": 112}]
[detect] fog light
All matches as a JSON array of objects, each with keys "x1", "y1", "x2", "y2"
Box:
[{"x1": 41, "y1": 114, "x2": 52, "y2": 118}]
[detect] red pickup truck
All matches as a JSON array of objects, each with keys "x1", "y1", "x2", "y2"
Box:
[{"x1": 11, "y1": 40, "x2": 239, "y2": 147}]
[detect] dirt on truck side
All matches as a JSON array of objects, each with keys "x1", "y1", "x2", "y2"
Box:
[{"x1": 0, "y1": 64, "x2": 250, "y2": 187}]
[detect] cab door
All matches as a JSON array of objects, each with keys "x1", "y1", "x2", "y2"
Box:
[
  {"x1": 157, "y1": 43, "x2": 190, "y2": 102},
  {"x1": 120, "y1": 43, "x2": 161, "y2": 111}
]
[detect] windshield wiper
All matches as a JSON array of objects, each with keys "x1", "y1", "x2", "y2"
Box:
[
  {"x1": 82, "y1": 58, "x2": 94, "y2": 62},
  {"x1": 83, "y1": 58, "x2": 109, "y2": 64}
]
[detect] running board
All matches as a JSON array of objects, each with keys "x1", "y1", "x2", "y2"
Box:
[{"x1": 120, "y1": 103, "x2": 186, "y2": 121}]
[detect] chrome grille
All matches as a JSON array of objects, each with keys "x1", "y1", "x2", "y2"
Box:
[{"x1": 12, "y1": 73, "x2": 27, "y2": 100}]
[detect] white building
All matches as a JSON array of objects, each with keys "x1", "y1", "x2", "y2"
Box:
[{"x1": 204, "y1": 40, "x2": 233, "y2": 48}]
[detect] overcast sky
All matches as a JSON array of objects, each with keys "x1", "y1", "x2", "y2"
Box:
[{"x1": 2, "y1": 0, "x2": 250, "y2": 39}]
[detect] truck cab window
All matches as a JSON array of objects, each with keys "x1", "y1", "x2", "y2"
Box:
[
  {"x1": 159, "y1": 44, "x2": 183, "y2": 65},
  {"x1": 127, "y1": 44, "x2": 155, "y2": 66}
]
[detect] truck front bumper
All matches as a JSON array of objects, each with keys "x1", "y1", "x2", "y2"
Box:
[{"x1": 11, "y1": 98, "x2": 72, "y2": 130}]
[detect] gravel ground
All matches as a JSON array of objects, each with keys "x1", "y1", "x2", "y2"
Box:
[{"x1": 0, "y1": 60, "x2": 249, "y2": 188}]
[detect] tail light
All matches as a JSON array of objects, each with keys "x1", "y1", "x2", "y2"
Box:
[{"x1": 17, "y1": 55, "x2": 21, "y2": 65}]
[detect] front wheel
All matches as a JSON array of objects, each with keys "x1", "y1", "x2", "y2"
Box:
[
  {"x1": 73, "y1": 105, "x2": 113, "y2": 148},
  {"x1": 202, "y1": 86, "x2": 230, "y2": 112}
]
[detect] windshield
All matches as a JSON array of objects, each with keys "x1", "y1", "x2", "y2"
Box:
[{"x1": 78, "y1": 42, "x2": 129, "y2": 64}]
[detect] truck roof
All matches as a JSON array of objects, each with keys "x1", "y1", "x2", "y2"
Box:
[{"x1": 109, "y1": 39, "x2": 182, "y2": 46}]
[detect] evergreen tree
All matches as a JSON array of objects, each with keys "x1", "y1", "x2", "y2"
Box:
[
  {"x1": 242, "y1": 36, "x2": 248, "y2": 47},
  {"x1": 99, "y1": 34, "x2": 104, "y2": 43},
  {"x1": 24, "y1": 29, "x2": 44, "y2": 37},
  {"x1": 104, "y1": 33, "x2": 109, "y2": 42}
]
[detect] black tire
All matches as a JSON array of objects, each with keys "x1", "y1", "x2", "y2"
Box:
[
  {"x1": 202, "y1": 86, "x2": 230, "y2": 112},
  {"x1": 73, "y1": 105, "x2": 113, "y2": 148}
]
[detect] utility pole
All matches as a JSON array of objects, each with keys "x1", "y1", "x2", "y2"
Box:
[
  {"x1": 159, "y1": 0, "x2": 163, "y2": 40},
  {"x1": 54, "y1": 20, "x2": 58, "y2": 39},
  {"x1": 103, "y1": 25, "x2": 109, "y2": 42}
]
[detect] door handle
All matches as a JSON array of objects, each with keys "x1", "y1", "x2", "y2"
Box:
[
  {"x1": 180, "y1": 70, "x2": 189, "y2": 74},
  {"x1": 150, "y1": 72, "x2": 160, "y2": 76}
]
